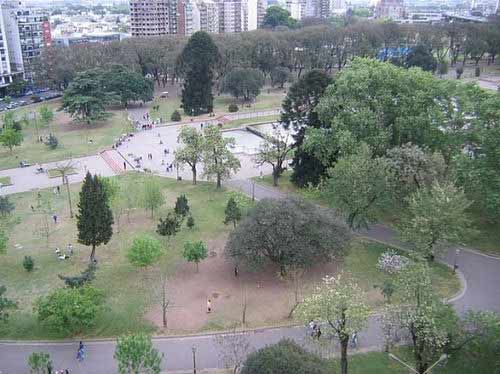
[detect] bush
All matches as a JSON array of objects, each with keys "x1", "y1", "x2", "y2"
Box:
[
  {"x1": 128, "y1": 234, "x2": 163, "y2": 267},
  {"x1": 187, "y1": 215, "x2": 195, "y2": 229},
  {"x1": 228, "y1": 103, "x2": 239, "y2": 113},
  {"x1": 437, "y1": 62, "x2": 449, "y2": 75},
  {"x1": 171, "y1": 110, "x2": 181, "y2": 122},
  {"x1": 456, "y1": 66, "x2": 464, "y2": 79},
  {"x1": 377, "y1": 250, "x2": 409, "y2": 274},
  {"x1": 58, "y1": 263, "x2": 97, "y2": 288},
  {"x1": 34, "y1": 286, "x2": 104, "y2": 334},
  {"x1": 475, "y1": 66, "x2": 481, "y2": 77},
  {"x1": 23, "y1": 256, "x2": 34, "y2": 272},
  {"x1": 45, "y1": 134, "x2": 58, "y2": 149},
  {"x1": 241, "y1": 339, "x2": 329, "y2": 374},
  {"x1": 0, "y1": 231, "x2": 7, "y2": 254},
  {"x1": 27, "y1": 352, "x2": 52, "y2": 374},
  {"x1": 174, "y1": 194, "x2": 190, "y2": 218},
  {"x1": 0, "y1": 196, "x2": 15, "y2": 216}
]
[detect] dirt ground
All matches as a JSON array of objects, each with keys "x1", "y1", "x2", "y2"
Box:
[{"x1": 146, "y1": 234, "x2": 344, "y2": 333}]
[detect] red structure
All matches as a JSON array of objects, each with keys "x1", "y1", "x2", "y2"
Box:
[{"x1": 42, "y1": 20, "x2": 52, "y2": 47}]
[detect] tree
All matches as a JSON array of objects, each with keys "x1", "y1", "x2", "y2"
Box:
[
  {"x1": 77, "y1": 172, "x2": 114, "y2": 262},
  {"x1": 270, "y1": 67, "x2": 289, "y2": 88},
  {"x1": 0, "y1": 196, "x2": 15, "y2": 216},
  {"x1": 177, "y1": 31, "x2": 219, "y2": 115},
  {"x1": 262, "y1": 6, "x2": 297, "y2": 29},
  {"x1": 27, "y1": 352, "x2": 52, "y2": 374},
  {"x1": 102, "y1": 64, "x2": 154, "y2": 107},
  {"x1": 156, "y1": 271, "x2": 170, "y2": 328},
  {"x1": 33, "y1": 192, "x2": 55, "y2": 249},
  {"x1": 225, "y1": 198, "x2": 351, "y2": 275},
  {"x1": 38, "y1": 105, "x2": 54, "y2": 128},
  {"x1": 221, "y1": 68, "x2": 265, "y2": 102},
  {"x1": 182, "y1": 241, "x2": 208, "y2": 272},
  {"x1": 141, "y1": 178, "x2": 165, "y2": 218},
  {"x1": 0, "y1": 285, "x2": 17, "y2": 323},
  {"x1": 34, "y1": 286, "x2": 104, "y2": 334},
  {"x1": 296, "y1": 274, "x2": 371, "y2": 374},
  {"x1": 61, "y1": 68, "x2": 118, "y2": 125},
  {"x1": 324, "y1": 144, "x2": 394, "y2": 229},
  {"x1": 186, "y1": 215, "x2": 195, "y2": 229},
  {"x1": 202, "y1": 125, "x2": 241, "y2": 188},
  {"x1": 157, "y1": 212, "x2": 181, "y2": 240},
  {"x1": 128, "y1": 234, "x2": 163, "y2": 268},
  {"x1": 174, "y1": 194, "x2": 190, "y2": 218},
  {"x1": 224, "y1": 197, "x2": 241, "y2": 228},
  {"x1": 280, "y1": 69, "x2": 333, "y2": 187},
  {"x1": 114, "y1": 334, "x2": 163, "y2": 374},
  {"x1": 398, "y1": 181, "x2": 471, "y2": 260},
  {"x1": 53, "y1": 161, "x2": 77, "y2": 218},
  {"x1": 58, "y1": 263, "x2": 97, "y2": 288},
  {"x1": 170, "y1": 110, "x2": 181, "y2": 122},
  {"x1": 241, "y1": 339, "x2": 329, "y2": 374},
  {"x1": 45, "y1": 134, "x2": 58, "y2": 149},
  {"x1": 254, "y1": 127, "x2": 293, "y2": 186},
  {"x1": 0, "y1": 230, "x2": 7, "y2": 254},
  {"x1": 0, "y1": 127, "x2": 23, "y2": 153},
  {"x1": 214, "y1": 329, "x2": 253, "y2": 374},
  {"x1": 383, "y1": 261, "x2": 459, "y2": 374},
  {"x1": 23, "y1": 256, "x2": 35, "y2": 272},
  {"x1": 175, "y1": 127, "x2": 205, "y2": 185},
  {"x1": 405, "y1": 45, "x2": 438, "y2": 72}
]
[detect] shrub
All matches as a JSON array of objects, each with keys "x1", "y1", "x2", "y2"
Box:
[
  {"x1": 187, "y1": 215, "x2": 195, "y2": 229},
  {"x1": 437, "y1": 62, "x2": 449, "y2": 75},
  {"x1": 475, "y1": 66, "x2": 481, "y2": 77},
  {"x1": 0, "y1": 196, "x2": 15, "y2": 216},
  {"x1": 128, "y1": 234, "x2": 163, "y2": 267},
  {"x1": 241, "y1": 339, "x2": 329, "y2": 374},
  {"x1": 377, "y1": 250, "x2": 409, "y2": 274},
  {"x1": 45, "y1": 134, "x2": 58, "y2": 149},
  {"x1": 171, "y1": 110, "x2": 181, "y2": 122},
  {"x1": 23, "y1": 256, "x2": 34, "y2": 272},
  {"x1": 182, "y1": 241, "x2": 208, "y2": 272},
  {"x1": 228, "y1": 103, "x2": 239, "y2": 113},
  {"x1": 58, "y1": 263, "x2": 97, "y2": 288},
  {"x1": 34, "y1": 286, "x2": 104, "y2": 334},
  {"x1": 0, "y1": 231, "x2": 7, "y2": 254},
  {"x1": 27, "y1": 352, "x2": 52, "y2": 374},
  {"x1": 174, "y1": 194, "x2": 190, "y2": 218}
]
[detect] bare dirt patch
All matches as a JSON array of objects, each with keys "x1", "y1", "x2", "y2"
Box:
[{"x1": 146, "y1": 234, "x2": 341, "y2": 333}]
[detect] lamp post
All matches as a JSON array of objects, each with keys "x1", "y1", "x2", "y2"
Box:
[
  {"x1": 192, "y1": 346, "x2": 197, "y2": 374},
  {"x1": 454, "y1": 249, "x2": 461, "y2": 273},
  {"x1": 388, "y1": 353, "x2": 448, "y2": 374}
]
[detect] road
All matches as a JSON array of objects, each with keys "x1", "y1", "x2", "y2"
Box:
[{"x1": 1, "y1": 115, "x2": 499, "y2": 373}]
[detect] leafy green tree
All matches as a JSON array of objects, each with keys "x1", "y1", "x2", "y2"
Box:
[
  {"x1": 114, "y1": 333, "x2": 163, "y2": 374},
  {"x1": 186, "y1": 215, "x2": 195, "y2": 229},
  {"x1": 102, "y1": 64, "x2": 154, "y2": 107},
  {"x1": 27, "y1": 352, "x2": 52, "y2": 374},
  {"x1": 77, "y1": 172, "x2": 114, "y2": 262},
  {"x1": 296, "y1": 274, "x2": 371, "y2": 374},
  {"x1": 0, "y1": 127, "x2": 23, "y2": 153},
  {"x1": 0, "y1": 196, "x2": 15, "y2": 216},
  {"x1": 280, "y1": 69, "x2": 332, "y2": 187},
  {"x1": 255, "y1": 128, "x2": 293, "y2": 186},
  {"x1": 175, "y1": 126, "x2": 205, "y2": 185},
  {"x1": 128, "y1": 234, "x2": 163, "y2": 268},
  {"x1": 262, "y1": 6, "x2": 297, "y2": 29},
  {"x1": 0, "y1": 285, "x2": 17, "y2": 322},
  {"x1": 324, "y1": 144, "x2": 394, "y2": 229},
  {"x1": 224, "y1": 197, "x2": 241, "y2": 228},
  {"x1": 61, "y1": 69, "x2": 117, "y2": 124},
  {"x1": 225, "y1": 198, "x2": 351, "y2": 276},
  {"x1": 221, "y1": 68, "x2": 265, "y2": 102},
  {"x1": 38, "y1": 106, "x2": 54, "y2": 128},
  {"x1": 398, "y1": 181, "x2": 471, "y2": 260},
  {"x1": 157, "y1": 212, "x2": 181, "y2": 240},
  {"x1": 182, "y1": 241, "x2": 208, "y2": 272},
  {"x1": 383, "y1": 261, "x2": 459, "y2": 374},
  {"x1": 23, "y1": 255, "x2": 35, "y2": 272},
  {"x1": 405, "y1": 45, "x2": 438, "y2": 72},
  {"x1": 202, "y1": 125, "x2": 241, "y2": 188},
  {"x1": 177, "y1": 31, "x2": 219, "y2": 115},
  {"x1": 270, "y1": 67, "x2": 289, "y2": 88},
  {"x1": 241, "y1": 339, "x2": 329, "y2": 374},
  {"x1": 34, "y1": 286, "x2": 104, "y2": 334},
  {"x1": 141, "y1": 178, "x2": 165, "y2": 218},
  {"x1": 174, "y1": 195, "x2": 190, "y2": 218}
]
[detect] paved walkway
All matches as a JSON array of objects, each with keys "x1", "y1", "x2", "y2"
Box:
[{"x1": 1, "y1": 112, "x2": 500, "y2": 373}]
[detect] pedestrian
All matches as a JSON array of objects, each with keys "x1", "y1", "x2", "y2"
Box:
[
  {"x1": 76, "y1": 341, "x2": 85, "y2": 362},
  {"x1": 315, "y1": 326, "x2": 322, "y2": 339},
  {"x1": 56, "y1": 185, "x2": 60, "y2": 195},
  {"x1": 350, "y1": 332, "x2": 358, "y2": 348},
  {"x1": 123, "y1": 161, "x2": 126, "y2": 170},
  {"x1": 30, "y1": 205, "x2": 34, "y2": 212},
  {"x1": 164, "y1": 149, "x2": 168, "y2": 156},
  {"x1": 65, "y1": 370, "x2": 70, "y2": 374},
  {"x1": 234, "y1": 266, "x2": 238, "y2": 277},
  {"x1": 67, "y1": 244, "x2": 73, "y2": 256},
  {"x1": 308, "y1": 320, "x2": 315, "y2": 336},
  {"x1": 207, "y1": 299, "x2": 212, "y2": 313},
  {"x1": 52, "y1": 214, "x2": 58, "y2": 224}
]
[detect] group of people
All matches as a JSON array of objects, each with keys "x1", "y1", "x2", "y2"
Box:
[
  {"x1": 308, "y1": 320, "x2": 322, "y2": 339},
  {"x1": 55, "y1": 244, "x2": 73, "y2": 261}
]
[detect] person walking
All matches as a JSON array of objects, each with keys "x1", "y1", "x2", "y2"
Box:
[
  {"x1": 56, "y1": 185, "x2": 60, "y2": 195},
  {"x1": 76, "y1": 341, "x2": 86, "y2": 362},
  {"x1": 207, "y1": 299, "x2": 212, "y2": 313},
  {"x1": 52, "y1": 214, "x2": 58, "y2": 224},
  {"x1": 123, "y1": 161, "x2": 127, "y2": 170}
]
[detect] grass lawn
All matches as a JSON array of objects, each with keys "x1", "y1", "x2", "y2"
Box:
[
  {"x1": 0, "y1": 173, "x2": 235, "y2": 339},
  {"x1": 47, "y1": 168, "x2": 78, "y2": 179},
  {"x1": 0, "y1": 176, "x2": 12, "y2": 186},
  {"x1": 223, "y1": 115, "x2": 280, "y2": 129},
  {"x1": 0, "y1": 105, "x2": 133, "y2": 170},
  {"x1": 257, "y1": 172, "x2": 500, "y2": 255}
]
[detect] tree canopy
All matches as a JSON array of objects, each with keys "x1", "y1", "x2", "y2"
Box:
[
  {"x1": 262, "y1": 6, "x2": 297, "y2": 29},
  {"x1": 225, "y1": 198, "x2": 351, "y2": 275},
  {"x1": 114, "y1": 334, "x2": 163, "y2": 374},
  {"x1": 221, "y1": 67, "x2": 265, "y2": 101}
]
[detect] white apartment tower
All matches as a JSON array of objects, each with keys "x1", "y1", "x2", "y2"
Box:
[
  {"x1": 198, "y1": 0, "x2": 219, "y2": 33},
  {"x1": 0, "y1": 0, "x2": 23, "y2": 88},
  {"x1": 129, "y1": 0, "x2": 169, "y2": 36},
  {"x1": 217, "y1": 0, "x2": 248, "y2": 33}
]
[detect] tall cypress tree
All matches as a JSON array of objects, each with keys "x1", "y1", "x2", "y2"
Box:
[
  {"x1": 77, "y1": 172, "x2": 114, "y2": 262},
  {"x1": 177, "y1": 31, "x2": 219, "y2": 116}
]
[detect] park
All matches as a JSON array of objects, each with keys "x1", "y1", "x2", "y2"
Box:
[{"x1": 0, "y1": 22, "x2": 499, "y2": 374}]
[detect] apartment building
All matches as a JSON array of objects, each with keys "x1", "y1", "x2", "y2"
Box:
[
  {"x1": 217, "y1": 0, "x2": 248, "y2": 33},
  {"x1": 198, "y1": 0, "x2": 219, "y2": 33},
  {"x1": 375, "y1": 0, "x2": 406, "y2": 19},
  {"x1": 0, "y1": 1, "x2": 23, "y2": 88},
  {"x1": 129, "y1": 0, "x2": 169, "y2": 36}
]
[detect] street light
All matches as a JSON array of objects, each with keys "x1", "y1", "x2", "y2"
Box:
[{"x1": 388, "y1": 353, "x2": 448, "y2": 374}]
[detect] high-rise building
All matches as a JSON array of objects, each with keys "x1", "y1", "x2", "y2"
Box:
[
  {"x1": 256, "y1": 0, "x2": 267, "y2": 28},
  {"x1": 0, "y1": 1, "x2": 23, "y2": 88},
  {"x1": 129, "y1": 0, "x2": 169, "y2": 36},
  {"x1": 286, "y1": 0, "x2": 306, "y2": 19},
  {"x1": 375, "y1": 0, "x2": 405, "y2": 19},
  {"x1": 178, "y1": 0, "x2": 201, "y2": 35},
  {"x1": 217, "y1": 0, "x2": 248, "y2": 33},
  {"x1": 198, "y1": 0, "x2": 219, "y2": 33}
]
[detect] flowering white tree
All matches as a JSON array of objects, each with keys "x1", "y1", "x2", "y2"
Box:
[{"x1": 296, "y1": 273, "x2": 371, "y2": 374}]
